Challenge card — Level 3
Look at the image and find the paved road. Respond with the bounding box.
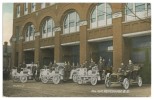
[3,80,151,97]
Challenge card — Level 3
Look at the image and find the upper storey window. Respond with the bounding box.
[125,3,151,21]
[24,3,28,15]
[63,11,80,34]
[90,3,112,29]
[31,3,36,12]
[41,17,55,38]
[24,23,35,41]
[16,5,20,18]
[41,3,46,9]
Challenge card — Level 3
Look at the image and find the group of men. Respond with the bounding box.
[14,61,40,79]
[45,57,112,80]
[118,60,140,79]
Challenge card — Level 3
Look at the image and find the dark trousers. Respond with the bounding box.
[99,71,102,80]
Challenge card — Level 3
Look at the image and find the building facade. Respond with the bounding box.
[11,3,151,83]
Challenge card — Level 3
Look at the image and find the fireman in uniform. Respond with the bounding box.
[64,61,68,80]
[32,62,36,79]
[52,60,58,70]
[35,61,40,81]
[48,62,53,72]
[127,60,134,79]
[83,60,89,69]
[98,57,105,80]
[22,61,26,68]
[88,58,95,70]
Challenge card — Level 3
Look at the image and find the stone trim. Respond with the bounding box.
[54,27,61,32]
[80,20,87,26]
[112,12,122,19]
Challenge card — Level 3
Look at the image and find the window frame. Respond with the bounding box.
[90,3,112,29]
[31,3,36,12]
[24,3,28,15]
[125,3,151,22]
[16,5,20,18]
[25,24,35,42]
[41,18,55,38]
[63,11,80,34]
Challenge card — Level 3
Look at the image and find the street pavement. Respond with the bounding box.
[3,80,151,97]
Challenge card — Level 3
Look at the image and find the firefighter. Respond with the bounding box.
[32,62,36,79]
[69,62,76,79]
[98,57,104,80]
[83,60,89,68]
[127,60,134,79]
[48,62,53,72]
[88,58,95,70]
[52,60,58,70]
[64,61,68,80]
[36,61,40,77]
[106,59,112,74]
[76,63,80,68]
[17,63,22,73]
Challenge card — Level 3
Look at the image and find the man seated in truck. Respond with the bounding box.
[127,60,135,79]
[82,60,89,68]
[52,60,58,70]
[48,62,53,72]
[118,63,126,74]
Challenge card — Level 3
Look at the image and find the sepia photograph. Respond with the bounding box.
[2,0,151,97]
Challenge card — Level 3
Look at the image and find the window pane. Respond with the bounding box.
[26,29,28,37]
[147,3,151,16]
[25,3,28,11]
[76,14,80,26]
[31,3,35,12]
[69,12,76,21]
[135,3,145,12]
[17,5,20,17]
[30,26,34,36]
[91,8,96,22]
[42,22,47,34]
[64,17,68,29]
[126,3,133,15]
[69,21,74,27]
[107,14,112,19]
[106,4,112,19]
[147,3,151,10]
[98,14,105,21]
[69,12,76,27]
[97,4,104,21]
[47,19,52,32]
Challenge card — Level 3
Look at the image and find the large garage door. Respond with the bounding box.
[131,35,151,83]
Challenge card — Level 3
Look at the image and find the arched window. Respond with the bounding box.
[24,23,35,41]
[90,3,112,29]
[41,17,55,38]
[125,3,151,21]
[63,11,80,34]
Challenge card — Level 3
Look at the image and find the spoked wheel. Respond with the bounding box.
[72,74,78,82]
[123,78,129,89]
[41,75,49,84]
[137,76,142,87]
[105,77,111,88]
[77,76,83,85]
[91,77,97,86]
[20,75,27,83]
[53,75,60,84]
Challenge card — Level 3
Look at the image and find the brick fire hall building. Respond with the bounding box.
[11,3,151,83]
